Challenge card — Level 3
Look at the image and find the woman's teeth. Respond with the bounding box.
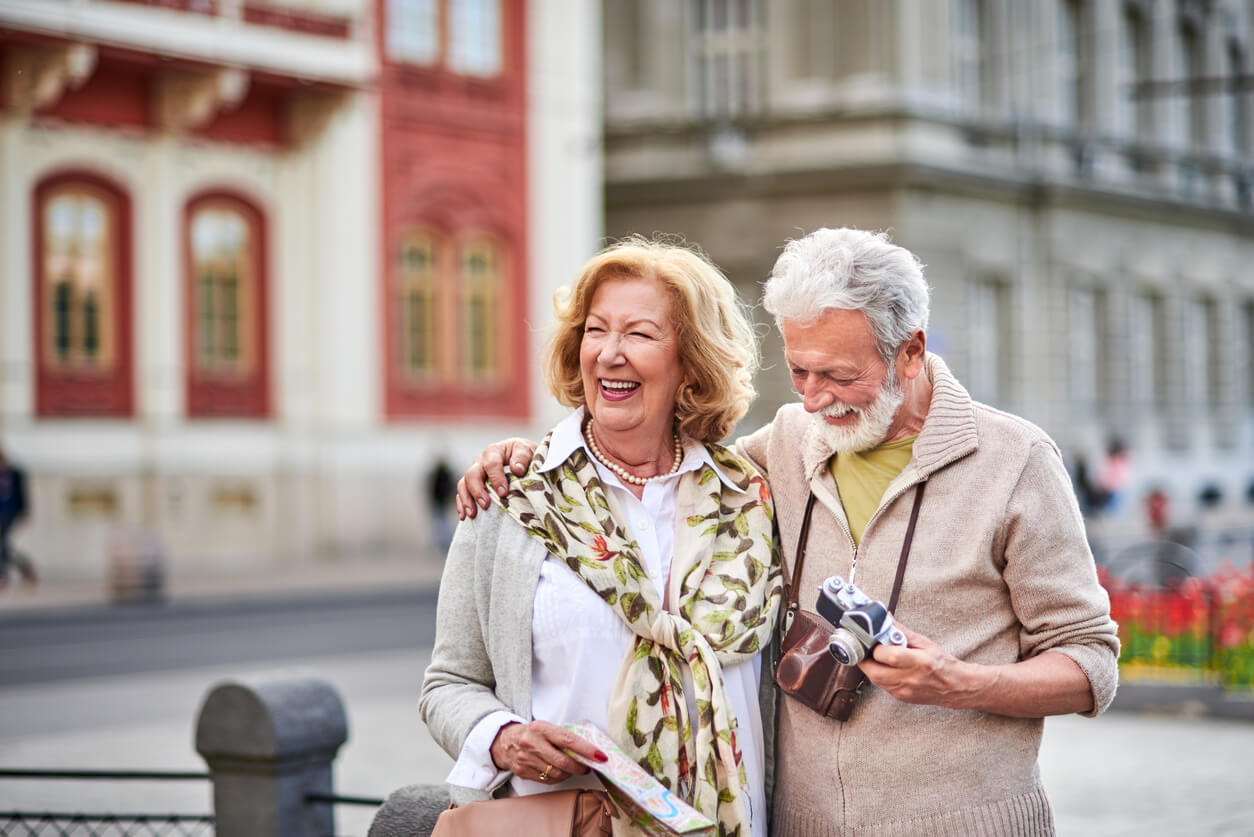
[601,380,639,392]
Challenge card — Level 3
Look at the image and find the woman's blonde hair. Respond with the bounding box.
[544,236,759,443]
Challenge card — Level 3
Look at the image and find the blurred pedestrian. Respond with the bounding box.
[1071,455,1108,517]
[0,446,37,590]
[426,459,456,553]
[1097,437,1131,515]
[1145,487,1169,537]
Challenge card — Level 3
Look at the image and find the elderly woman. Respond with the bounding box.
[420,238,780,837]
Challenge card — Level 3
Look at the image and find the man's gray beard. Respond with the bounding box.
[813,375,904,454]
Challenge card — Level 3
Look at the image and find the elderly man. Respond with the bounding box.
[458,227,1119,836]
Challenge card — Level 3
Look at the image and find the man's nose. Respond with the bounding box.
[800,378,833,413]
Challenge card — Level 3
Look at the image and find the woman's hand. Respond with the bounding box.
[456,438,540,519]
[489,720,607,783]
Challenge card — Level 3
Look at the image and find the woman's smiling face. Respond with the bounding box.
[580,274,687,444]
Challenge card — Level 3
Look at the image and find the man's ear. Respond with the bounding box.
[898,330,927,380]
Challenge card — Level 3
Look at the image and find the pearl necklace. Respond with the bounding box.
[584,420,683,486]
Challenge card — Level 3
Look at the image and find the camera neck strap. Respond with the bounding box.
[783,481,927,616]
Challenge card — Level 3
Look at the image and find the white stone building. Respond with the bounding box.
[602,0,1254,547]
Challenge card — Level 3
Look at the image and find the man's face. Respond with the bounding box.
[782,309,903,453]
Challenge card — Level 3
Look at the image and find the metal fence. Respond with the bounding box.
[0,812,214,837]
[0,674,387,836]
[0,769,213,837]
[0,768,385,837]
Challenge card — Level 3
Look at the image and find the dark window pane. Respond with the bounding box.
[54,280,74,359]
[82,291,100,359]
[469,297,486,371]
[199,273,216,359]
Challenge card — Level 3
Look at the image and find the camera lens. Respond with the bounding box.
[828,629,865,666]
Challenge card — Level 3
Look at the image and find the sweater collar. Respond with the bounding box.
[800,352,978,482]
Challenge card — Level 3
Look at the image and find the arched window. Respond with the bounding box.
[397,230,441,379]
[459,236,503,381]
[384,222,520,417]
[184,193,268,417]
[34,173,132,417]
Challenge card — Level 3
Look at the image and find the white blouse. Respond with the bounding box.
[444,409,767,837]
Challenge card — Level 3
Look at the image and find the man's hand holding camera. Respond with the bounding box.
[818,574,1095,718]
[858,620,988,709]
[860,619,1095,718]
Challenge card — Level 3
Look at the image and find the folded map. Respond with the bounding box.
[562,721,716,837]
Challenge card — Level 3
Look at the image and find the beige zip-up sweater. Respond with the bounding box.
[737,354,1119,837]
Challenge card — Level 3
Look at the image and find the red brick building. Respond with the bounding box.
[0,0,602,579]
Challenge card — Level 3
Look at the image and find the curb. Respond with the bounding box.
[1110,682,1254,721]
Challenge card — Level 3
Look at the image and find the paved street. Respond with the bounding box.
[0,588,438,686]
[1,576,1252,836]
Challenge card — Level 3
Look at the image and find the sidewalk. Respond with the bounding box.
[0,551,446,616]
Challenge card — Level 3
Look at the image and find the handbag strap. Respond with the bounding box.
[782,482,927,613]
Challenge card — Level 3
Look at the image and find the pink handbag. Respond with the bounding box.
[430,788,614,837]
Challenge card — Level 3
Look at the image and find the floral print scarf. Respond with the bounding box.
[497,432,781,836]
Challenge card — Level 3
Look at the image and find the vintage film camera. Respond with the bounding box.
[815,575,908,665]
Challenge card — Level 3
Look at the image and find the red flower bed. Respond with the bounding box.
[1098,562,1254,690]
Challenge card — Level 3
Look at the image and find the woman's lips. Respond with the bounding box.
[599,379,640,401]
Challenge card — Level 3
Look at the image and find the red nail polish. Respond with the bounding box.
[595,750,608,762]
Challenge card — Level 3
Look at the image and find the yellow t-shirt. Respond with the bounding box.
[828,436,917,547]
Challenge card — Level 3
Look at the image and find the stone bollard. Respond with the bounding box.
[195,672,349,837]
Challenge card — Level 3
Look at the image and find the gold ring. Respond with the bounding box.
[539,764,553,781]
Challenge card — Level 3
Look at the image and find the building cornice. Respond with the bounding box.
[605,160,1254,235]
[0,0,373,88]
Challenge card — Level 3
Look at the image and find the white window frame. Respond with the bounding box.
[386,0,441,66]
[967,278,1006,404]
[687,0,765,120]
[448,0,503,78]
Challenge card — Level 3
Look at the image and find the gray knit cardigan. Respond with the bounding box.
[419,510,546,805]
[738,353,1120,837]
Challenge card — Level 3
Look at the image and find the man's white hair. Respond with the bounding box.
[763,228,931,364]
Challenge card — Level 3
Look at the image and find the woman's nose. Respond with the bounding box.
[598,334,624,364]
